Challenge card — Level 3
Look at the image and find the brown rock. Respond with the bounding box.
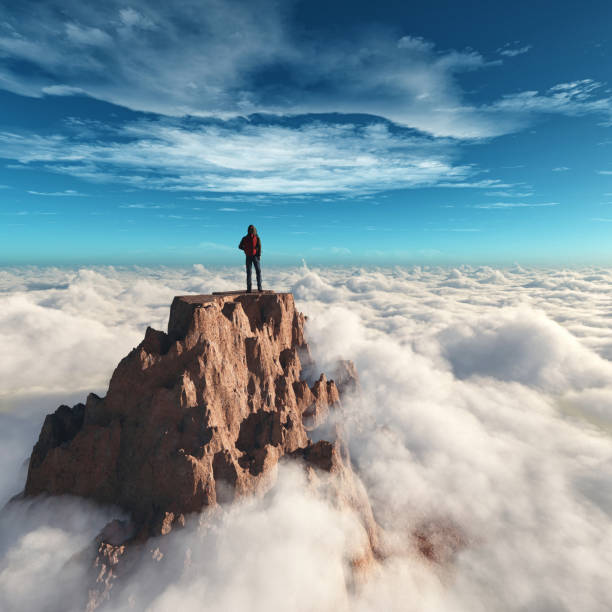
[21,292,389,609]
[23,293,365,541]
[331,359,360,396]
[413,519,467,564]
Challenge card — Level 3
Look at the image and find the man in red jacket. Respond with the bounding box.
[238,224,262,292]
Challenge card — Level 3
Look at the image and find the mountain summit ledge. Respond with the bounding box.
[21,291,388,607]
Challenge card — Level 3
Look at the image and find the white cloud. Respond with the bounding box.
[197,241,235,251]
[484,191,534,197]
[2,265,612,610]
[0,496,122,611]
[293,265,612,610]
[0,2,608,139]
[119,7,156,30]
[1,210,57,216]
[41,85,88,96]
[439,307,612,391]
[474,201,558,209]
[498,44,532,58]
[27,189,88,196]
[552,166,570,172]
[119,203,165,209]
[0,121,483,194]
[430,227,481,232]
[65,22,113,47]
[489,79,612,121]
[435,179,512,189]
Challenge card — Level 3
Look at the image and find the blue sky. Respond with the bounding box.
[0,0,611,265]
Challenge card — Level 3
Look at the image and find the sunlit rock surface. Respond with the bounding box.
[23,291,379,606]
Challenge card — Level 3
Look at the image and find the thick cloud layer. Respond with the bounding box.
[1,264,612,611]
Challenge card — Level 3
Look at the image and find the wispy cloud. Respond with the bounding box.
[0,1,495,137]
[119,203,168,209]
[118,7,157,31]
[157,213,190,220]
[197,241,234,251]
[1,210,57,215]
[598,170,612,175]
[1,2,606,139]
[427,227,482,232]
[436,179,512,189]
[474,202,558,209]
[65,22,112,46]
[0,119,491,195]
[488,80,612,123]
[27,189,88,196]
[498,43,533,58]
[552,167,570,172]
[484,190,534,197]
[190,194,270,203]
[42,85,88,96]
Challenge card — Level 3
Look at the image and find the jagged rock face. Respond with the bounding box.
[25,292,345,536]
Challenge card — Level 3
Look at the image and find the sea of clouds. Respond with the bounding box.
[1,264,611,611]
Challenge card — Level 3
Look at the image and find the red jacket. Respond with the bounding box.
[239,233,261,257]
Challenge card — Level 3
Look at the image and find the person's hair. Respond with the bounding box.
[247,224,257,234]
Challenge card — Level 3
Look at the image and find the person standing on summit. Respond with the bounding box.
[238,224,262,292]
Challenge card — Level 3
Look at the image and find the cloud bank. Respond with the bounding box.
[1,264,612,610]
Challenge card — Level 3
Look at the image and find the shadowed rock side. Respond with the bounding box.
[23,292,381,606]
[25,292,348,529]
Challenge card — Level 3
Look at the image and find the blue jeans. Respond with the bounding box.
[246,256,262,291]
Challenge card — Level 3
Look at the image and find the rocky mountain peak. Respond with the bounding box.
[24,292,363,541]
